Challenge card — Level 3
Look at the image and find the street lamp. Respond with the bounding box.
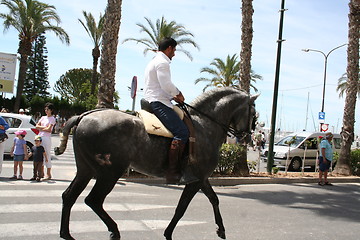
[302,43,347,131]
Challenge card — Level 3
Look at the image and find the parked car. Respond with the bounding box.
[0,112,39,159]
[261,131,341,171]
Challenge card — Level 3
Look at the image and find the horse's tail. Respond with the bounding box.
[54,116,79,155]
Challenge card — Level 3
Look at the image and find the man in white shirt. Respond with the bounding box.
[144,37,195,184]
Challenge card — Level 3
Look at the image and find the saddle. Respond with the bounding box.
[138,99,196,157]
[137,99,184,138]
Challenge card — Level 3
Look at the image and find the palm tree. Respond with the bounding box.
[195,54,262,92]
[96,0,122,109]
[236,0,255,177]
[334,0,360,175]
[336,72,360,98]
[239,0,254,94]
[0,0,70,112]
[79,11,105,94]
[122,16,199,61]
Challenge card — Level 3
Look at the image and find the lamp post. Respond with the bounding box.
[302,43,347,131]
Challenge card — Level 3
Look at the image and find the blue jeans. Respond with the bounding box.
[150,101,189,142]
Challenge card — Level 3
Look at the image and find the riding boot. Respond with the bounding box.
[166,140,184,184]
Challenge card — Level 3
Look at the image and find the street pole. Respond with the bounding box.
[267,0,287,174]
[302,43,347,131]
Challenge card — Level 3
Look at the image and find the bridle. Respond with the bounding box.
[180,99,254,142]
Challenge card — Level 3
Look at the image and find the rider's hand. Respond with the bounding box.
[173,92,185,104]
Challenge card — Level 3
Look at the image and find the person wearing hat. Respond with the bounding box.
[29,136,48,182]
[9,130,29,180]
[19,108,25,115]
[318,132,334,186]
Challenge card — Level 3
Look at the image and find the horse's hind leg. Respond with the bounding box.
[60,173,92,240]
[164,181,202,240]
[201,179,226,239]
[85,170,123,240]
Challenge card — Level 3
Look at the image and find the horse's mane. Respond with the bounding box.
[190,87,248,111]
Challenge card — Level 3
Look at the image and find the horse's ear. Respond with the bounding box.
[250,93,260,103]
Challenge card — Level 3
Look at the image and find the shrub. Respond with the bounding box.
[350,149,360,176]
[216,143,248,175]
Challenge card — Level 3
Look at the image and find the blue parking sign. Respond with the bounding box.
[319,112,325,120]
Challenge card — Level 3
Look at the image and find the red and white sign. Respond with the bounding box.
[321,124,329,132]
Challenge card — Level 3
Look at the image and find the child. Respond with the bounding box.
[9,130,29,180]
[29,136,48,182]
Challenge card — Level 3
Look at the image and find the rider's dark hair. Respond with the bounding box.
[158,37,177,51]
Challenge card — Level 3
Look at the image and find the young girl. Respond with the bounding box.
[9,130,28,180]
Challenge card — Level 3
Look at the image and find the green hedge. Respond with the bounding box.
[216,143,257,175]
[350,149,360,176]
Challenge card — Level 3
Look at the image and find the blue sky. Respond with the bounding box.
[1,0,358,135]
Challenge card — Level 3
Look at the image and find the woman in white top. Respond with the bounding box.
[36,102,56,179]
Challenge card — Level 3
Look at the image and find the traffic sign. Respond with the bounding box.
[321,124,329,132]
[319,112,325,123]
[130,76,137,99]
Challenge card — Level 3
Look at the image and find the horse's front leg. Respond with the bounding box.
[164,181,202,240]
[201,179,226,239]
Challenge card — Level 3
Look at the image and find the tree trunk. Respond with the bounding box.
[334,0,360,175]
[97,0,122,109]
[91,46,100,95]
[240,0,254,93]
[234,0,254,176]
[14,40,32,112]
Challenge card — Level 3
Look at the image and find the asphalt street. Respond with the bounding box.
[0,135,360,240]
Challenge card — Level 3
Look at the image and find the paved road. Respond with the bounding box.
[1,135,360,240]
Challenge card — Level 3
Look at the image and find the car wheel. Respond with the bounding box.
[26,141,33,161]
[289,157,302,171]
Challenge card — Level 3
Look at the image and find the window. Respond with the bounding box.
[3,117,22,128]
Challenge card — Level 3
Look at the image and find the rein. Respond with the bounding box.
[180,102,251,142]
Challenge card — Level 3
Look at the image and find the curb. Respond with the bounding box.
[121,176,360,186]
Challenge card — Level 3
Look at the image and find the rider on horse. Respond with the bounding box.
[144,37,197,184]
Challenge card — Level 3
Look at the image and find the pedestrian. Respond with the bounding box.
[19,108,25,115]
[255,131,263,151]
[0,116,9,175]
[318,132,334,186]
[9,130,28,180]
[144,37,197,184]
[29,135,48,182]
[36,102,56,180]
[261,131,266,149]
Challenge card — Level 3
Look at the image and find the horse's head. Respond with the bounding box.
[229,94,259,143]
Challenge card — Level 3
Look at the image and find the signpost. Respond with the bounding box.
[130,76,137,111]
[0,52,17,94]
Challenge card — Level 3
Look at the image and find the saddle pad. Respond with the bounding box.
[137,106,184,138]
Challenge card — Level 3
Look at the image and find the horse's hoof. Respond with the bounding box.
[163,231,172,240]
[60,232,75,240]
[217,229,226,239]
[110,232,121,240]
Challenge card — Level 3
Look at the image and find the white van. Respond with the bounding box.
[261,132,341,171]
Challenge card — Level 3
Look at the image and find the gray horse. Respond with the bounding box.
[57,87,258,240]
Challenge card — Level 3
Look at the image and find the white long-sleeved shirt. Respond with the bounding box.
[144,51,180,108]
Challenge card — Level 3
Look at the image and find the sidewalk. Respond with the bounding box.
[122,175,360,186]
